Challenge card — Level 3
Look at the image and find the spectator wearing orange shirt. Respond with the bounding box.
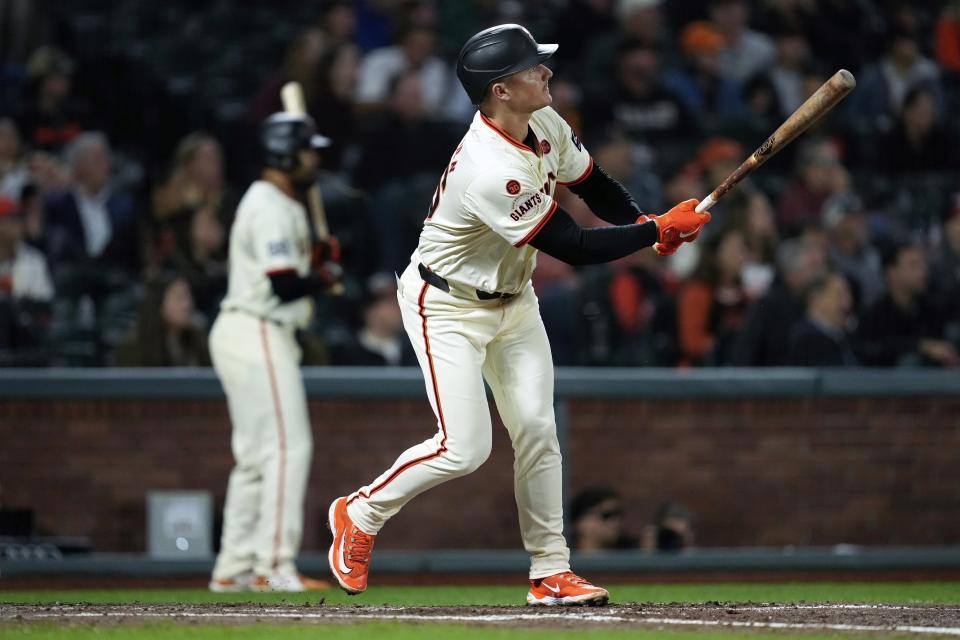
[677,226,750,366]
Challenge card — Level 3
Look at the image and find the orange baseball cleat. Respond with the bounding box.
[327,496,376,594]
[526,571,610,606]
[208,571,252,592]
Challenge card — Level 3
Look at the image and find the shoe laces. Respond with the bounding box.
[347,527,374,564]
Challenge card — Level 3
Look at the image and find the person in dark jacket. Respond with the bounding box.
[787,271,857,366]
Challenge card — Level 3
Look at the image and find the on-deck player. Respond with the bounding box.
[328,24,710,606]
[209,112,339,592]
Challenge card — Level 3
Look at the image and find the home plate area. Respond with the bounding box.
[5,602,960,636]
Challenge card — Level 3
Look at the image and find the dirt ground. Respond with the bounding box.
[3,602,960,636]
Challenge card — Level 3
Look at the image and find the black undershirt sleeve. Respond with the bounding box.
[528,206,658,265]
[269,271,328,302]
[566,162,645,226]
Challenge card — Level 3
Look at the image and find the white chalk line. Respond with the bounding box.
[12,609,960,636]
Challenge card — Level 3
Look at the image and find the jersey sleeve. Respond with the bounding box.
[463,171,560,248]
[249,205,300,275]
[544,107,593,186]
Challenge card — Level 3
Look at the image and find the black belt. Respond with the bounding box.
[418,263,514,300]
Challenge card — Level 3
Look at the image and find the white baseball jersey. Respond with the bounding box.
[416,106,592,295]
[220,180,313,328]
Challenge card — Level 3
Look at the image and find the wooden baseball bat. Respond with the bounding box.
[695,69,856,213]
[280,81,343,294]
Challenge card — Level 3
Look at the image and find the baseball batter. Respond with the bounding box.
[328,25,710,606]
[208,113,338,592]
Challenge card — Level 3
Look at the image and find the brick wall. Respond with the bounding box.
[1,395,958,552]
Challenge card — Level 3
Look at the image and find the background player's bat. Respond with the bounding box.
[280,81,343,294]
[695,69,856,213]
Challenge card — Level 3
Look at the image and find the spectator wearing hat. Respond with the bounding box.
[568,486,639,552]
[822,192,884,311]
[0,196,53,360]
[708,0,776,84]
[762,26,813,120]
[16,46,87,153]
[0,119,30,201]
[855,241,959,368]
[786,271,858,367]
[664,21,744,119]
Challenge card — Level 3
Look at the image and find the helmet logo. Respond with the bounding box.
[506,179,521,195]
[540,140,551,155]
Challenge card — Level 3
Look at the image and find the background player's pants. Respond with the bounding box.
[209,311,313,579]
[347,263,570,579]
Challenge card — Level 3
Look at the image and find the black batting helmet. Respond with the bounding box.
[456,24,558,105]
[261,112,330,172]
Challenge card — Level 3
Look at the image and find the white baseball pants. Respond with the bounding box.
[346,263,570,579]
[209,311,313,579]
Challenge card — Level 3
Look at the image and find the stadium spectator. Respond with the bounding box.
[640,501,695,552]
[249,29,326,124]
[0,118,30,200]
[316,1,357,52]
[676,227,751,366]
[663,21,745,119]
[17,184,45,252]
[354,25,465,119]
[855,241,959,367]
[582,40,695,146]
[16,47,86,153]
[936,1,960,73]
[111,275,210,367]
[330,273,415,366]
[763,26,813,119]
[821,192,884,310]
[879,85,958,175]
[932,195,960,343]
[786,271,858,366]
[732,236,827,366]
[850,24,943,131]
[580,0,668,92]
[568,486,639,551]
[310,43,361,172]
[44,132,140,278]
[0,196,53,362]
[708,0,777,83]
[168,207,227,326]
[353,70,458,274]
[777,138,849,237]
[152,133,230,224]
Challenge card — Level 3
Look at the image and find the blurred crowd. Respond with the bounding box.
[0,0,958,368]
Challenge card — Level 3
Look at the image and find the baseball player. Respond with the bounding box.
[208,113,339,592]
[327,24,710,605]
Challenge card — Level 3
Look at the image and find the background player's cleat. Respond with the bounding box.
[526,571,610,606]
[328,496,376,594]
[208,571,253,592]
[249,572,331,592]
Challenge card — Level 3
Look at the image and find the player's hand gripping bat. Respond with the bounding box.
[695,69,856,213]
[280,81,344,295]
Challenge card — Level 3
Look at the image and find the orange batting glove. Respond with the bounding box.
[637,213,678,256]
[651,199,709,255]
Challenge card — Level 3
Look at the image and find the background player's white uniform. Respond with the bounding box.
[346,106,592,579]
[209,180,314,582]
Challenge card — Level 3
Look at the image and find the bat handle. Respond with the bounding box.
[695,193,716,213]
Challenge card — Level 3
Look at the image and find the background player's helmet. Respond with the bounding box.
[456,24,558,105]
[261,112,330,172]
